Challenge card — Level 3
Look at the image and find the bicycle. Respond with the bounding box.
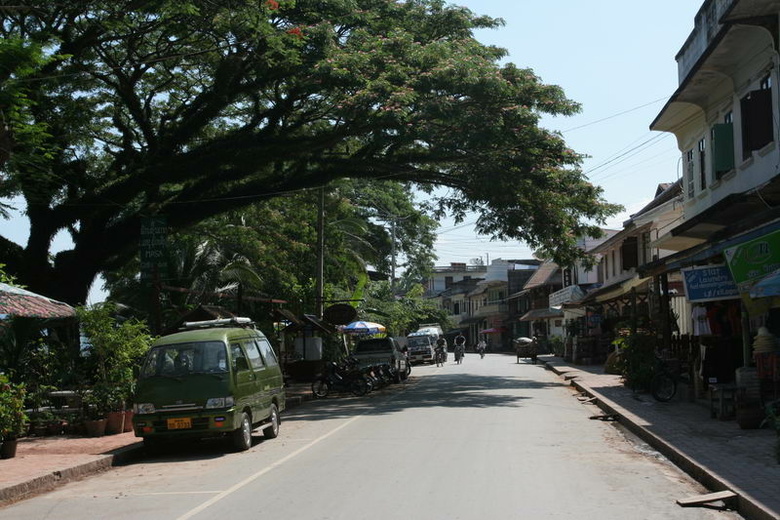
[454,348,463,364]
[650,356,679,402]
[434,348,445,367]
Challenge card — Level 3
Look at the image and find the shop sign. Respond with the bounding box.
[140,216,168,281]
[680,265,739,302]
[548,285,584,307]
[723,229,780,292]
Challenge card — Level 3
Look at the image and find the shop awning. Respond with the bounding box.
[457,316,483,326]
[479,327,507,334]
[519,308,563,322]
[578,276,650,305]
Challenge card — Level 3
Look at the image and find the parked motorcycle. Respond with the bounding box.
[311,358,368,398]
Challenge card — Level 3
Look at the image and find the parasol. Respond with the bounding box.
[342,321,386,334]
[514,336,535,344]
[749,269,780,298]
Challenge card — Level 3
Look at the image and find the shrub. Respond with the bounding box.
[0,374,28,440]
[613,332,656,392]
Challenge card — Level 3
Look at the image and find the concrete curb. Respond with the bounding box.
[0,454,116,505]
[544,361,777,520]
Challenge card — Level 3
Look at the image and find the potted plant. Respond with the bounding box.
[77,303,153,436]
[27,409,55,437]
[0,374,28,458]
[82,383,118,437]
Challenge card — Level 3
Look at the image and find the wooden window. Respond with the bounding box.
[740,79,773,160]
[621,236,638,270]
[611,250,617,277]
[686,149,695,198]
[712,120,734,180]
[698,138,707,190]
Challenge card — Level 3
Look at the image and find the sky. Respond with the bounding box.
[431,1,703,266]
[2,2,704,301]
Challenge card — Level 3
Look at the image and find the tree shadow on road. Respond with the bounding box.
[285,371,560,422]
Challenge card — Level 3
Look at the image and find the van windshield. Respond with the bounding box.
[407,336,432,348]
[140,341,228,377]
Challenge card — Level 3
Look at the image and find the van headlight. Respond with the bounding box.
[134,403,156,414]
[205,397,234,409]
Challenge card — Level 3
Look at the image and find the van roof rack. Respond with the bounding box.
[181,317,255,330]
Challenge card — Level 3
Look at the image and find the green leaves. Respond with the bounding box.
[2,0,619,305]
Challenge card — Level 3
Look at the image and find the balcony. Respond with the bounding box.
[676,0,733,84]
[474,302,508,317]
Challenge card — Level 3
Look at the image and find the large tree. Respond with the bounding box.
[103,178,437,328]
[0,0,620,305]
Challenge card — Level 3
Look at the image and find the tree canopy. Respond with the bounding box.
[102,179,437,329]
[0,0,620,305]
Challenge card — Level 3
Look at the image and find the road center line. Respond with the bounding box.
[176,415,362,520]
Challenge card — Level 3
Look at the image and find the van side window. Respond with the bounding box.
[231,343,247,371]
[244,340,265,369]
[257,339,279,368]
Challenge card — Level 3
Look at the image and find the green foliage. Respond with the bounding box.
[613,332,657,392]
[1,0,619,305]
[361,281,450,337]
[77,303,154,412]
[549,336,564,357]
[0,264,18,285]
[0,374,28,440]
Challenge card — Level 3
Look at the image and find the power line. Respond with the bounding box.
[560,96,669,133]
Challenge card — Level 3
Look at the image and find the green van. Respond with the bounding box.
[132,318,285,451]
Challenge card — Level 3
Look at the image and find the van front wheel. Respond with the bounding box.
[263,404,280,439]
[231,412,253,451]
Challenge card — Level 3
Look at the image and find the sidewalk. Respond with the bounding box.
[2,360,779,519]
[542,356,780,520]
[0,383,315,506]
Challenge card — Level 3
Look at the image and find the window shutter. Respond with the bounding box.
[712,123,734,179]
[741,89,773,158]
[621,236,638,270]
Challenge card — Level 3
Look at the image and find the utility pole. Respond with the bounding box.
[390,218,397,295]
[316,187,325,318]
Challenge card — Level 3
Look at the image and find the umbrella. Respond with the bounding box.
[514,336,535,344]
[749,269,780,298]
[342,321,386,334]
[0,282,75,319]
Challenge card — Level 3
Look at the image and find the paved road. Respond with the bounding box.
[1,354,743,519]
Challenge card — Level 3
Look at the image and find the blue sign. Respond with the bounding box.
[681,265,739,302]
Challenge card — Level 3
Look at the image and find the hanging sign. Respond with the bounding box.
[140,216,168,281]
[680,265,739,302]
[723,229,780,292]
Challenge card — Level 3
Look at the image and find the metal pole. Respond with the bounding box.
[390,218,396,295]
[316,187,325,318]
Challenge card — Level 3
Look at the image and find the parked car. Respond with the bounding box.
[132,318,285,452]
[351,337,409,382]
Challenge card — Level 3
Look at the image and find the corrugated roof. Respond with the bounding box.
[0,282,76,319]
[523,261,559,289]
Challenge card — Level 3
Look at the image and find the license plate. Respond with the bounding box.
[167,417,192,430]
